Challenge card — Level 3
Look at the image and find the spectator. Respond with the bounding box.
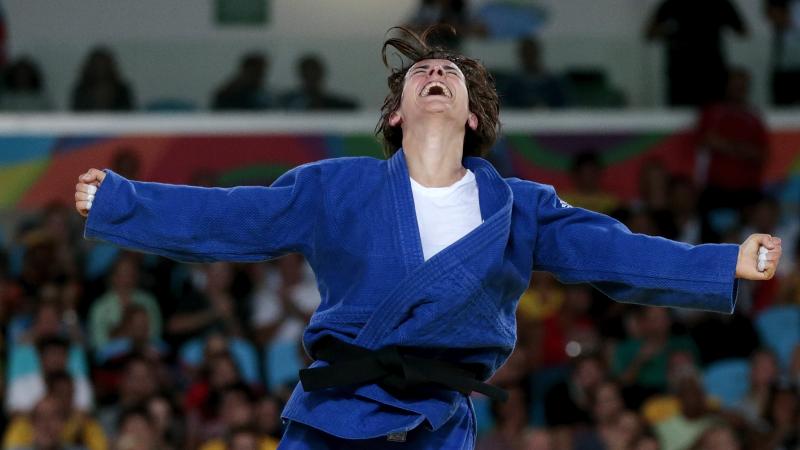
[476,383,537,450]
[252,255,320,345]
[114,407,159,450]
[253,396,283,442]
[12,294,81,348]
[689,424,743,450]
[516,271,564,327]
[765,0,800,105]
[197,384,279,450]
[184,353,248,448]
[7,396,87,450]
[537,284,598,367]
[178,332,260,387]
[6,334,93,414]
[572,380,628,449]
[224,426,262,450]
[644,0,747,106]
[612,307,699,407]
[598,410,649,450]
[750,382,800,450]
[16,229,75,301]
[88,253,162,350]
[637,161,671,213]
[696,68,769,243]
[544,355,606,427]
[488,346,530,392]
[70,47,135,112]
[633,432,661,450]
[145,394,182,450]
[95,303,168,365]
[168,262,247,348]
[0,56,52,111]
[279,55,357,111]
[211,52,275,111]
[109,149,141,180]
[734,349,779,428]
[653,372,720,450]
[560,151,619,214]
[3,371,107,450]
[641,350,713,425]
[493,37,567,109]
[39,202,83,286]
[96,356,162,437]
[562,68,626,108]
[669,176,701,245]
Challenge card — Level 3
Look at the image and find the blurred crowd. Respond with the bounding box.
[0,102,797,450]
[2,0,800,112]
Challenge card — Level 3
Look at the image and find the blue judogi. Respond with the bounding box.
[84,149,739,449]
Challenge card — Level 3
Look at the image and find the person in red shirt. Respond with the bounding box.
[696,67,769,242]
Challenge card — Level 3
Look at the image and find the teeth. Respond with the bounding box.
[421,81,451,97]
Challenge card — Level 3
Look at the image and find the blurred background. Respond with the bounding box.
[1,0,800,449]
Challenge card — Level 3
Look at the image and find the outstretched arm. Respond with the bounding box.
[74,164,323,262]
[532,186,781,313]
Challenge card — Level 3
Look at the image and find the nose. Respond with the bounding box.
[427,65,445,77]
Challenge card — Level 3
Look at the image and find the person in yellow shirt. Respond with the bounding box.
[559,151,620,215]
[3,371,107,450]
[198,425,278,450]
[198,385,278,450]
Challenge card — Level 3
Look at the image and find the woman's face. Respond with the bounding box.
[390,58,475,132]
[593,382,624,421]
[210,357,240,388]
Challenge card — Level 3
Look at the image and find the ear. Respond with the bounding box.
[467,113,478,131]
[389,111,403,127]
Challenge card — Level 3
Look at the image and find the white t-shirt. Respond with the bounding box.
[410,169,483,261]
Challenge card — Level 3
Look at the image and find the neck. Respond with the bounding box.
[402,118,467,187]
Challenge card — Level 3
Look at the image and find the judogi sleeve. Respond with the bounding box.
[532,186,739,313]
[84,164,322,262]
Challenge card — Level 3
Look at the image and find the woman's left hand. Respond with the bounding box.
[736,234,782,280]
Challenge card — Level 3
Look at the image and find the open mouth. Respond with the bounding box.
[420,81,452,98]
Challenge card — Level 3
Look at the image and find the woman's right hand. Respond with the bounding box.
[75,168,106,217]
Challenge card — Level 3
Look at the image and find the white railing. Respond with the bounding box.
[0,110,798,136]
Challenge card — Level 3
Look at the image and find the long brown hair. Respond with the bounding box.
[376,26,500,158]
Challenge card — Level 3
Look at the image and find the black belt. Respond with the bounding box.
[299,336,508,402]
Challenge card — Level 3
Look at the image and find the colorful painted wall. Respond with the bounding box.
[2,127,800,211]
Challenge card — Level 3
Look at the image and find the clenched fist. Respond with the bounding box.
[736,234,782,280]
[75,168,106,217]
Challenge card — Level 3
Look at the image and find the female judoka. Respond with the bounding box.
[74,27,782,449]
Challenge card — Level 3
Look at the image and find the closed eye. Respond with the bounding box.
[406,65,463,79]
[444,68,463,79]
